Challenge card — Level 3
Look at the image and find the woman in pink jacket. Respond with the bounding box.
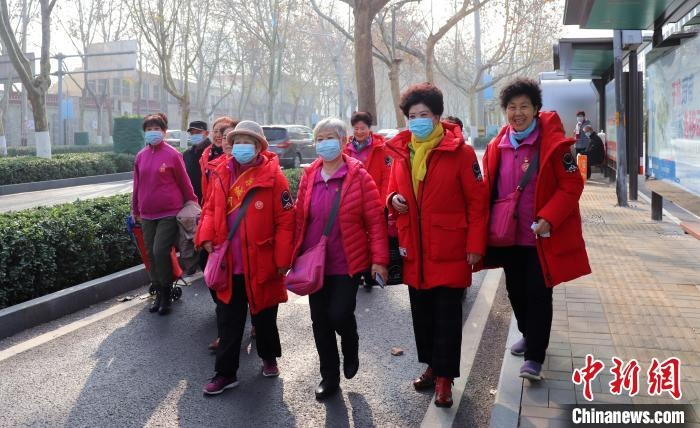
[291,117,389,400]
[132,112,198,315]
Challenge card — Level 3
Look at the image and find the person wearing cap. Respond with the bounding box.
[195,120,295,395]
[183,120,211,204]
[573,111,592,155]
[132,112,198,315]
[199,117,239,206]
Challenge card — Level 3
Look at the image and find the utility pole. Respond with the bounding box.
[56,53,65,146]
[613,30,628,207]
[474,0,484,131]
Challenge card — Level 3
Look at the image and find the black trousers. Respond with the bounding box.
[215,275,281,377]
[409,286,465,378]
[490,245,553,364]
[309,275,360,382]
[141,216,178,295]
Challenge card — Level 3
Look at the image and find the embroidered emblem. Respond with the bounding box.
[246,178,254,187]
[159,162,167,173]
[385,156,393,167]
[522,158,530,172]
[281,190,293,210]
[472,161,483,182]
[255,200,264,210]
[563,152,578,173]
[234,186,244,198]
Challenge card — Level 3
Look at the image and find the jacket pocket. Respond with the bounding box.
[428,212,468,262]
[396,220,414,261]
[255,237,277,282]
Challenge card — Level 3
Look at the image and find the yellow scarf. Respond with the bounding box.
[409,123,444,196]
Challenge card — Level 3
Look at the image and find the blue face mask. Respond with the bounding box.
[144,130,163,145]
[232,143,257,164]
[316,139,342,161]
[408,117,434,139]
[189,134,204,145]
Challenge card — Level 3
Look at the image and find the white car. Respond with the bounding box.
[376,128,400,139]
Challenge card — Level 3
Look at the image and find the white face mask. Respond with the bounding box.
[577,116,584,123]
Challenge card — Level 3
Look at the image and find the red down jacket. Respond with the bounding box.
[195,152,295,313]
[291,154,389,275]
[482,111,591,287]
[386,121,489,290]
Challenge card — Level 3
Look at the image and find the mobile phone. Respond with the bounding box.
[374,272,386,288]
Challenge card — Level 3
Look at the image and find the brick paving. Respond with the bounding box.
[490,175,700,427]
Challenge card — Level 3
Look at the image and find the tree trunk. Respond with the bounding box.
[388,60,405,128]
[425,36,436,83]
[353,4,377,124]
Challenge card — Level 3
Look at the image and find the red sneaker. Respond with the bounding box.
[434,377,454,408]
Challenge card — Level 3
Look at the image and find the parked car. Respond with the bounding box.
[165,129,186,146]
[376,128,399,139]
[262,125,316,168]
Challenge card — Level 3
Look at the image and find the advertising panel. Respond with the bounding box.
[647,36,700,196]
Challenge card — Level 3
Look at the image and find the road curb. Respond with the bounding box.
[0,265,148,340]
[488,313,524,427]
[0,171,133,196]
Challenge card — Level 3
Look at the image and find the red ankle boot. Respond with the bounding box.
[434,377,454,408]
[413,366,435,391]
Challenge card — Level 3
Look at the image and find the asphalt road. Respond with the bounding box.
[0,180,133,213]
[0,267,513,428]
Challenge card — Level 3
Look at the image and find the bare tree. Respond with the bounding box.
[0,0,56,157]
[127,0,209,137]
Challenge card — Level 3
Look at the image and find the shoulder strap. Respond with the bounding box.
[516,151,539,191]
[322,189,342,237]
[225,188,258,241]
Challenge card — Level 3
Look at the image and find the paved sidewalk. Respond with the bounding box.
[490,174,700,427]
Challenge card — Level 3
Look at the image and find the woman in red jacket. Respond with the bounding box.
[199,116,238,206]
[292,117,388,400]
[344,110,393,292]
[196,120,295,395]
[386,82,489,408]
[482,78,591,381]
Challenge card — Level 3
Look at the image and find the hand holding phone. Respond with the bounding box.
[374,272,386,288]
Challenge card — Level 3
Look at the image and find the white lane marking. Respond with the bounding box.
[420,268,504,428]
[0,295,146,363]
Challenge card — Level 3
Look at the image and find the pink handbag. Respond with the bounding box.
[204,189,257,291]
[285,189,341,296]
[487,152,539,247]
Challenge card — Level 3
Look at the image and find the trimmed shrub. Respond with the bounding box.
[0,194,140,309]
[6,144,115,157]
[283,168,302,198]
[113,116,145,155]
[0,153,135,185]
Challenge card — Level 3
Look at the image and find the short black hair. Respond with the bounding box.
[399,82,444,117]
[142,112,168,131]
[350,111,373,127]
[499,78,542,111]
[444,116,463,130]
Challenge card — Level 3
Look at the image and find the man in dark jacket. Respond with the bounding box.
[583,124,605,178]
[183,120,211,203]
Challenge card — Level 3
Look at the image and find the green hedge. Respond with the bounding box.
[113,116,144,155]
[0,167,302,308]
[6,144,115,157]
[0,153,135,185]
[0,194,140,309]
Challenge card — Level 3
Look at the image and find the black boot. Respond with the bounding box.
[159,287,172,315]
[149,290,162,313]
[315,378,339,400]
